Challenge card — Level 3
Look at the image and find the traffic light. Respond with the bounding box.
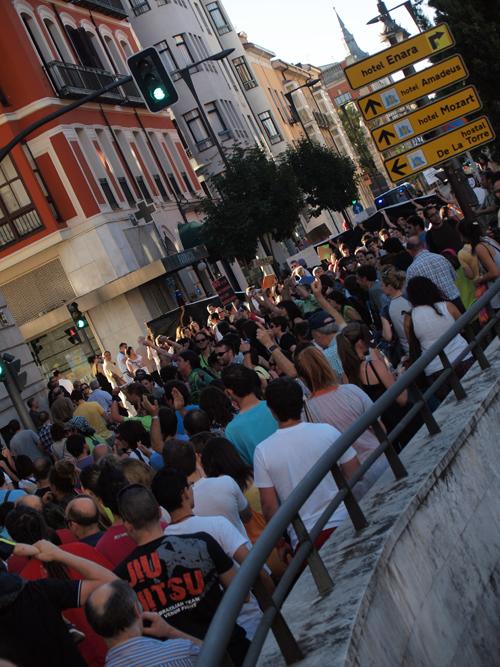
[64,327,81,345]
[0,352,27,393]
[67,302,88,329]
[127,47,178,113]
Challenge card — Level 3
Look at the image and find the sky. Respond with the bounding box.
[221,0,436,67]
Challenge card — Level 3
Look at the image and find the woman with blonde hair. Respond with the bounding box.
[381,266,411,357]
[294,345,387,497]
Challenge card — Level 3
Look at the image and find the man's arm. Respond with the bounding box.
[142,612,202,645]
[142,397,163,453]
[311,280,346,329]
[256,327,297,378]
[258,486,280,525]
[34,539,117,605]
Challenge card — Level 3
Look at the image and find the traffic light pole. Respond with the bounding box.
[0,76,132,163]
[2,366,35,430]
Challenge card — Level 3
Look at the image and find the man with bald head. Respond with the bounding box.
[16,493,43,512]
[85,579,200,667]
[65,496,103,547]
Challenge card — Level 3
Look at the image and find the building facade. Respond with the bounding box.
[0,0,217,386]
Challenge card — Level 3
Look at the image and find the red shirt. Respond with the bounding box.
[95,523,137,568]
[21,542,113,667]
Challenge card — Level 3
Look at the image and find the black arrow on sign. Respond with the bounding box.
[364,98,382,116]
[390,158,408,178]
[377,129,396,147]
[429,30,445,50]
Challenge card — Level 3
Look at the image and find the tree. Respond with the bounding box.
[338,104,378,177]
[428,0,500,158]
[200,147,303,262]
[283,139,358,218]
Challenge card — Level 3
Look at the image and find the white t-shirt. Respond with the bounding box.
[253,422,356,548]
[165,515,261,639]
[193,476,249,539]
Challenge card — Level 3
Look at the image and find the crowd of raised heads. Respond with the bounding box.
[0,192,499,667]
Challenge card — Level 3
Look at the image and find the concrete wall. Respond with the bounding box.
[259,339,500,667]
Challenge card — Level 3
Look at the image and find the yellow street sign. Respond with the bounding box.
[357,55,468,121]
[344,23,455,90]
[384,116,495,182]
[371,86,482,152]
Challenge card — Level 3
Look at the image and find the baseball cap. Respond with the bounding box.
[308,310,339,332]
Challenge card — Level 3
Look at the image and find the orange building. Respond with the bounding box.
[0,0,215,382]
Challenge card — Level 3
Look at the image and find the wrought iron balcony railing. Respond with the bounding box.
[68,0,128,19]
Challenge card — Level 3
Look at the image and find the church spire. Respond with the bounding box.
[333,6,368,61]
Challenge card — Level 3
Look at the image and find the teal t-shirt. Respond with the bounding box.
[225,401,278,465]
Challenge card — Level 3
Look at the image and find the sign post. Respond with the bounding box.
[344,23,455,89]
[383,116,495,181]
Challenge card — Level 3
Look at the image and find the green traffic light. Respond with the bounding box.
[152,86,166,101]
[76,318,86,329]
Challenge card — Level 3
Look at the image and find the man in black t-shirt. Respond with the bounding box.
[0,537,117,667]
[115,483,249,666]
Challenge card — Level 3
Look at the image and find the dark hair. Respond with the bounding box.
[118,484,160,530]
[270,316,289,332]
[66,434,86,459]
[116,421,149,451]
[79,464,101,494]
[8,420,20,432]
[183,409,211,436]
[336,322,372,386]
[406,214,425,231]
[383,237,405,254]
[201,437,253,491]
[0,470,5,487]
[406,276,445,313]
[70,390,84,402]
[221,364,260,399]
[33,457,52,482]
[51,422,66,441]
[265,377,303,422]
[160,365,178,383]
[329,289,349,308]
[152,468,189,513]
[178,350,200,369]
[457,219,482,251]
[5,506,55,546]
[216,321,231,337]
[293,320,311,342]
[49,460,77,495]
[442,249,460,270]
[95,461,129,516]
[162,439,196,476]
[189,431,215,455]
[159,407,177,438]
[163,380,192,406]
[86,580,138,638]
[15,455,34,480]
[277,300,303,322]
[125,382,147,399]
[199,386,234,428]
[357,265,378,282]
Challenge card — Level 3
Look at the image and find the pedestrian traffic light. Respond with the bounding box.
[0,352,27,393]
[64,327,81,345]
[127,47,178,113]
[67,302,88,329]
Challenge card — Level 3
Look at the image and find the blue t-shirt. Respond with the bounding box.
[176,405,199,436]
[0,489,26,539]
[225,401,278,465]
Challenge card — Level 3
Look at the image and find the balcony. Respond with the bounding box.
[196,137,215,152]
[313,110,331,129]
[242,79,258,91]
[68,0,128,19]
[218,129,233,142]
[129,0,151,15]
[46,61,145,106]
[0,208,44,250]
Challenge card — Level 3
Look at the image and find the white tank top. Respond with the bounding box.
[412,302,470,375]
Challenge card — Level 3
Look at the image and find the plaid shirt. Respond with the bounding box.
[38,422,53,452]
[406,250,460,301]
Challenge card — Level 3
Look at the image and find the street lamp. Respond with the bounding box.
[283,78,321,142]
[367,0,422,33]
[175,49,234,170]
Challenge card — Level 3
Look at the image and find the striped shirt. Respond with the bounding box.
[105,636,199,667]
[406,250,460,301]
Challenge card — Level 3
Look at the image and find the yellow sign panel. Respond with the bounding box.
[371,86,482,151]
[344,23,455,89]
[384,116,495,182]
[357,55,467,121]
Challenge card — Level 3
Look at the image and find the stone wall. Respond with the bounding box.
[259,339,500,667]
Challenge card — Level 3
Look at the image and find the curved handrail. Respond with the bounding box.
[197,279,500,667]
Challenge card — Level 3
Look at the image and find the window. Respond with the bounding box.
[205,102,228,138]
[173,34,194,69]
[155,40,180,80]
[118,176,136,208]
[136,175,152,202]
[194,2,212,34]
[206,2,230,35]
[20,13,51,64]
[232,57,257,91]
[258,111,282,145]
[23,146,61,221]
[335,92,352,106]
[129,0,151,15]
[99,178,119,209]
[153,175,169,200]
[168,174,182,196]
[43,19,72,63]
[0,156,43,248]
[65,27,105,69]
[183,109,213,151]
[181,172,195,195]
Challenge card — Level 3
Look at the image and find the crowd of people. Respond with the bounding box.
[0,193,499,667]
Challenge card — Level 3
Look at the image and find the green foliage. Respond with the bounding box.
[338,104,378,176]
[283,139,358,218]
[200,147,303,262]
[428,0,500,157]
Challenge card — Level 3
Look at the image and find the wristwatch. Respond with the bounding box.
[267,344,278,353]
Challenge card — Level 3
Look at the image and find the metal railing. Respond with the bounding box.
[69,0,128,18]
[198,280,500,667]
